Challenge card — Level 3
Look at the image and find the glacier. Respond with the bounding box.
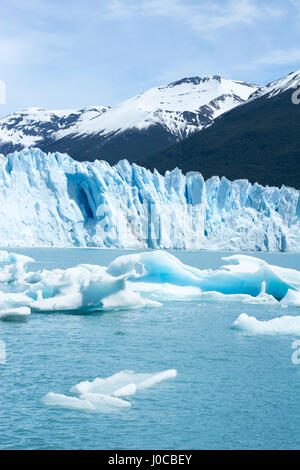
[0,147,299,251]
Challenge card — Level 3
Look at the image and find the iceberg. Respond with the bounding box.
[108,251,300,300]
[0,249,299,313]
[42,369,177,412]
[27,264,161,313]
[0,148,298,251]
[0,251,34,264]
[232,313,300,335]
[280,289,300,307]
[0,307,30,321]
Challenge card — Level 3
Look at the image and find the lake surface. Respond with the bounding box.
[1,248,300,450]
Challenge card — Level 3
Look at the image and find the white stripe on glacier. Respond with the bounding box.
[0,147,299,251]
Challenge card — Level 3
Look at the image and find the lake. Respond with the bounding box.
[0,248,300,450]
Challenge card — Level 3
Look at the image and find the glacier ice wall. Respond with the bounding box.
[0,148,299,251]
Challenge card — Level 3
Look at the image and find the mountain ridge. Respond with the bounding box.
[141,69,300,189]
[0,74,258,163]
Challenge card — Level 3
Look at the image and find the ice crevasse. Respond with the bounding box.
[0,147,299,251]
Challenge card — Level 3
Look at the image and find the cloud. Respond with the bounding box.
[0,38,33,68]
[256,48,300,66]
[104,0,285,33]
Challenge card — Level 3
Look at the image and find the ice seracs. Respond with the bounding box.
[0,148,299,251]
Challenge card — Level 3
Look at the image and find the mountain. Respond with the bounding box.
[0,106,109,155]
[0,148,299,251]
[0,76,257,163]
[141,70,300,189]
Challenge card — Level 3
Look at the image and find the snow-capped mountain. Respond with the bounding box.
[53,75,257,139]
[248,69,300,100]
[0,148,298,251]
[0,75,257,163]
[0,106,109,155]
[144,68,300,189]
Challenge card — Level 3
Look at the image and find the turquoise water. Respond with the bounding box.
[1,248,300,450]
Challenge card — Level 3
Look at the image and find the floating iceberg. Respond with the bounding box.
[0,307,30,322]
[0,249,299,314]
[108,251,300,301]
[0,148,299,251]
[27,264,161,313]
[232,313,300,335]
[0,250,34,264]
[42,369,177,412]
[280,289,300,307]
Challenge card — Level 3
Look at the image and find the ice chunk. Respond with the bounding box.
[113,383,137,397]
[0,250,298,314]
[0,307,30,321]
[281,289,300,307]
[43,369,177,413]
[27,264,159,313]
[71,369,178,396]
[107,251,203,285]
[0,250,34,264]
[232,313,300,335]
[101,289,161,310]
[0,291,33,308]
[131,281,278,304]
[0,261,29,284]
[42,392,96,411]
[108,251,300,300]
[42,391,130,412]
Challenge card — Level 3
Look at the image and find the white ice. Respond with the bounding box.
[0,250,34,264]
[107,251,300,301]
[280,289,300,307]
[0,250,300,314]
[232,313,300,335]
[0,148,298,251]
[0,307,30,321]
[43,369,177,412]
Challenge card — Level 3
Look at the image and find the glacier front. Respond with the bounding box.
[0,147,299,251]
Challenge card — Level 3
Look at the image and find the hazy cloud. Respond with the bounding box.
[104,0,285,33]
[256,48,300,66]
[0,0,298,116]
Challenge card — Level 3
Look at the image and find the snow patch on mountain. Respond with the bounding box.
[0,76,257,154]
[249,68,300,100]
[0,106,110,149]
[54,75,257,140]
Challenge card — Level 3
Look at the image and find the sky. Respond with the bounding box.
[0,0,300,117]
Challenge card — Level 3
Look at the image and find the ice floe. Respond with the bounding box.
[42,369,177,412]
[232,313,300,335]
[107,251,300,301]
[0,249,299,314]
[0,250,34,264]
[0,307,30,322]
